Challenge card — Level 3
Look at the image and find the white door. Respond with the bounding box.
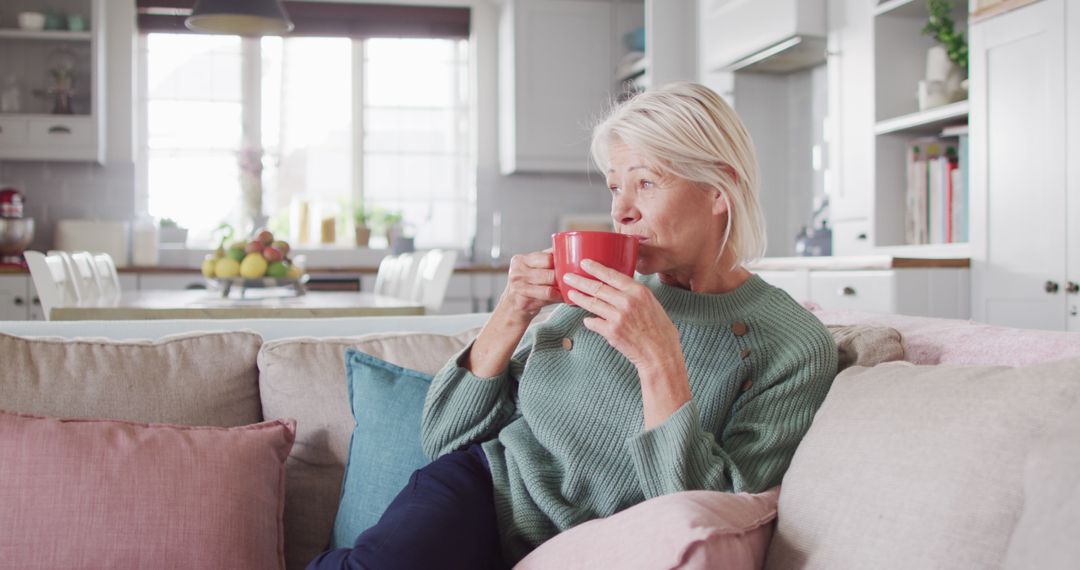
[0,276,29,321]
[1067,0,1080,331]
[969,0,1067,330]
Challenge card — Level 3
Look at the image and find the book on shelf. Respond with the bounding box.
[905,135,967,245]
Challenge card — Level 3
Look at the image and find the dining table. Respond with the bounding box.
[48,289,425,320]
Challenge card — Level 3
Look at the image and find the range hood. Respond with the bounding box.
[703,0,827,74]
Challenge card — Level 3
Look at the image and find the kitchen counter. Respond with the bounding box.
[0,263,512,275]
[747,256,969,270]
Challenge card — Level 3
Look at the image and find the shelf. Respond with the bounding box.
[0,29,92,41]
[873,242,971,258]
[874,0,927,18]
[0,113,93,119]
[874,100,969,135]
[616,55,647,83]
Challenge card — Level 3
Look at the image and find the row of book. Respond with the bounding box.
[905,127,969,245]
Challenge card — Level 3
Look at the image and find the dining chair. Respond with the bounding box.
[408,249,459,313]
[373,254,401,297]
[61,251,104,305]
[92,253,122,301]
[24,250,80,320]
[392,253,424,300]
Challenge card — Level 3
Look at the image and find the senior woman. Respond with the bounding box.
[308,82,838,570]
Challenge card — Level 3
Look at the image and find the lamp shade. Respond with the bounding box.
[185,0,294,36]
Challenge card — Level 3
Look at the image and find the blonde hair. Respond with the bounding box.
[590,82,766,269]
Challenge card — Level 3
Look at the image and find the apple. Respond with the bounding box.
[245,240,264,254]
[262,246,283,263]
[226,247,246,262]
[271,240,290,257]
[266,261,289,278]
[255,228,274,246]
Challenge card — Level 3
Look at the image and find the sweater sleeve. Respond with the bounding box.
[624,336,837,497]
[420,327,536,460]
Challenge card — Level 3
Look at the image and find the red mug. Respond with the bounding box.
[552,231,639,305]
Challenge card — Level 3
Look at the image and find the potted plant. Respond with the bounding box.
[158,217,189,245]
[353,204,372,248]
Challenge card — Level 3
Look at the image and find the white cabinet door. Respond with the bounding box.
[138,273,206,290]
[1068,0,1080,331]
[499,0,613,173]
[969,0,1068,330]
[755,270,810,303]
[824,0,873,222]
[0,275,30,321]
[809,270,896,313]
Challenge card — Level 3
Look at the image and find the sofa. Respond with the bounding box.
[1,309,1078,570]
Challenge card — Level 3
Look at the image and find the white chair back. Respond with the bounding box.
[92,253,122,300]
[392,253,424,300]
[24,250,80,320]
[70,251,105,302]
[47,250,91,305]
[374,255,400,297]
[409,249,459,312]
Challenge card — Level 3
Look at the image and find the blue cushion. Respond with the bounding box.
[330,349,433,549]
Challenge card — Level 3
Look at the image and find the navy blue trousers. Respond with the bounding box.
[307,444,507,570]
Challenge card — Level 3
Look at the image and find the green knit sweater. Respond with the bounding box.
[420,273,838,564]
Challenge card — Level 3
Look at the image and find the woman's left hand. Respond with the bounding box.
[563,259,682,373]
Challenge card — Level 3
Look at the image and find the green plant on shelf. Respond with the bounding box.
[923,0,968,72]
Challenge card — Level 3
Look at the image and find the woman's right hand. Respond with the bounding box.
[497,249,563,324]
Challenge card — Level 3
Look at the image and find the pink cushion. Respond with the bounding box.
[810,308,1080,366]
[514,487,779,570]
[0,410,295,570]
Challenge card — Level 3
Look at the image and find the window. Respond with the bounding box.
[138,33,473,249]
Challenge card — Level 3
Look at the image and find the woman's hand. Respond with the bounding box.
[497,249,563,326]
[563,259,691,429]
[563,259,682,371]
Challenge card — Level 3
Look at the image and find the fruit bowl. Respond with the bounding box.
[207,273,310,298]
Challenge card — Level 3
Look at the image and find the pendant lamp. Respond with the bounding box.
[185,0,294,36]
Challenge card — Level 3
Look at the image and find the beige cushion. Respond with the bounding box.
[1004,401,1080,569]
[0,331,262,427]
[258,329,479,570]
[765,357,1080,570]
[827,324,904,371]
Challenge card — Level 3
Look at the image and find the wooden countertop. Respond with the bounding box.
[2,256,969,275]
[0,264,512,275]
[748,255,969,270]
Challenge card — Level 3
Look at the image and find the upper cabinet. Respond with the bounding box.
[498,0,615,174]
[0,0,105,163]
[498,0,694,174]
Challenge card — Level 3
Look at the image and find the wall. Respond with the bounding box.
[0,0,612,263]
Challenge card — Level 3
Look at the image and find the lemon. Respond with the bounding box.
[201,257,217,278]
[286,265,303,280]
[214,257,241,278]
[240,252,269,279]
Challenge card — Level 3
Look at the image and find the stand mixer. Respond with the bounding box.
[0,187,34,269]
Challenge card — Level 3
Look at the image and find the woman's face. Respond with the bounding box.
[605,141,727,279]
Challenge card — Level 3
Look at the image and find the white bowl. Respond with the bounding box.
[18,12,46,31]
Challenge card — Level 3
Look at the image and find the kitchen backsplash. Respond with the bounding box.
[0,160,136,252]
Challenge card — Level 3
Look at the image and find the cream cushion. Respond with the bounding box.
[0,331,262,427]
[765,357,1080,570]
[257,330,479,570]
[1003,401,1080,569]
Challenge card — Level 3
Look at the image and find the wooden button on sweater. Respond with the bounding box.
[740,379,753,392]
[732,322,748,336]
[561,338,573,351]
[740,347,752,359]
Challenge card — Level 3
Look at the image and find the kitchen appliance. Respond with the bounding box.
[0,187,34,268]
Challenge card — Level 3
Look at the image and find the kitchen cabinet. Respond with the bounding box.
[498,0,620,174]
[969,0,1075,331]
[756,266,969,318]
[0,0,106,162]
[0,275,31,320]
